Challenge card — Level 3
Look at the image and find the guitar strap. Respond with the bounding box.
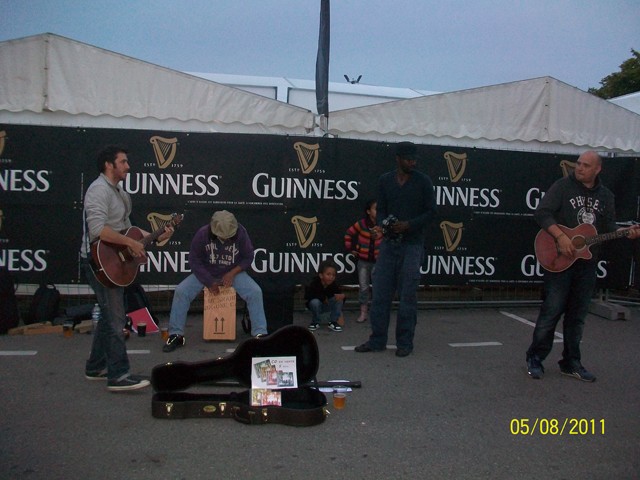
[82,209,91,259]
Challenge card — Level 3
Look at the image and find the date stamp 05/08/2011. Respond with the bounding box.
[510,418,605,436]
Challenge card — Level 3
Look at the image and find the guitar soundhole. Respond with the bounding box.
[572,236,587,249]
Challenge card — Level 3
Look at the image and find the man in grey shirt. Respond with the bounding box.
[81,145,173,391]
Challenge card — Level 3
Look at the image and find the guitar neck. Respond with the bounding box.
[141,225,167,247]
[587,229,630,246]
[141,214,181,248]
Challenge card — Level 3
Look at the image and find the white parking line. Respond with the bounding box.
[341,345,397,351]
[500,311,537,327]
[0,350,38,356]
[340,311,563,351]
[500,311,563,342]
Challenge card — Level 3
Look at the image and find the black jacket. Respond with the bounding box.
[304,276,342,308]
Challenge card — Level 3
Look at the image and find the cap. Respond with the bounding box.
[395,141,418,160]
[210,210,238,239]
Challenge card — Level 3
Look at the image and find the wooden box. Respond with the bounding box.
[203,286,236,341]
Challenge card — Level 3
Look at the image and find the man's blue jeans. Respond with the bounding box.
[168,272,268,336]
[82,258,130,380]
[526,260,597,370]
[367,241,424,351]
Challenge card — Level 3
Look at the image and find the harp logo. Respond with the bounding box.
[443,151,467,183]
[291,215,318,248]
[0,131,6,157]
[147,212,174,247]
[293,142,320,174]
[440,221,464,252]
[436,151,500,208]
[560,160,576,178]
[149,136,178,169]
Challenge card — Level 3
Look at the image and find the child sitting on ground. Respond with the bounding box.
[304,260,345,332]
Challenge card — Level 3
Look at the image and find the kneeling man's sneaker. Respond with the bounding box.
[560,366,596,382]
[163,334,185,352]
[107,375,150,392]
[328,322,343,332]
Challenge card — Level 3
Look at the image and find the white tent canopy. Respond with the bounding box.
[2,34,638,154]
[0,33,315,134]
[610,91,640,115]
[328,77,640,155]
[189,71,438,113]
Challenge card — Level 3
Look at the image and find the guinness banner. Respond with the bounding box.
[0,125,638,289]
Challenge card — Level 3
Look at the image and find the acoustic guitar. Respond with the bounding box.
[90,213,183,288]
[534,223,631,273]
[152,325,320,392]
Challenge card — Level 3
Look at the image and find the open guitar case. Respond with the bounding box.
[151,325,328,426]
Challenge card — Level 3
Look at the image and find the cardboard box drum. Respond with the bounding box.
[203,286,236,340]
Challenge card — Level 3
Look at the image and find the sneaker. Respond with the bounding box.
[85,369,108,381]
[560,366,596,382]
[355,342,385,353]
[253,333,268,339]
[328,322,343,332]
[107,375,150,392]
[308,323,319,331]
[527,355,544,379]
[163,334,185,353]
[395,348,412,357]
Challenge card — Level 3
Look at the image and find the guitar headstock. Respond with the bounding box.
[170,212,184,228]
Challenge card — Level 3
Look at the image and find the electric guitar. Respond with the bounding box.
[151,325,320,392]
[90,213,183,288]
[534,223,632,273]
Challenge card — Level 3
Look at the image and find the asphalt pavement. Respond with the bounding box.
[1,305,639,480]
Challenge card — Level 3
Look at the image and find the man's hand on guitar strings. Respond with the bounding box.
[556,234,576,257]
[626,226,640,240]
[126,238,146,258]
[158,225,175,243]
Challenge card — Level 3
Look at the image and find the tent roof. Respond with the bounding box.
[609,91,640,115]
[328,77,640,154]
[0,33,314,134]
[2,34,638,153]
[188,71,439,112]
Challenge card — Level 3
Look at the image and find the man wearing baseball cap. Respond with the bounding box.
[163,210,268,352]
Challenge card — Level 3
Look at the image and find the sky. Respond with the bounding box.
[1,0,639,94]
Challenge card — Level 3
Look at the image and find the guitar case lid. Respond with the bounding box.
[151,325,319,392]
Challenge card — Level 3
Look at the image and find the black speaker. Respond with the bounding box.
[260,278,295,334]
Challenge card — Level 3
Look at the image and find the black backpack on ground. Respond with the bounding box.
[0,268,20,334]
[25,283,61,325]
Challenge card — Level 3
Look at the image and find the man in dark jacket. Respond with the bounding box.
[355,142,437,357]
[526,151,639,381]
